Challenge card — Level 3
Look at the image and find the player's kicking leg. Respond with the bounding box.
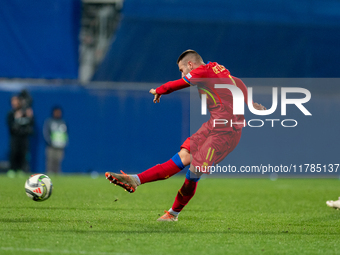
[326,197,340,210]
[158,130,242,221]
[105,148,190,193]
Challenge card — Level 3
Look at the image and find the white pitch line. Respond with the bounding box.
[0,247,132,255]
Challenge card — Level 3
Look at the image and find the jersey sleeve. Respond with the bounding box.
[232,76,249,105]
[155,65,207,95]
[155,78,190,95]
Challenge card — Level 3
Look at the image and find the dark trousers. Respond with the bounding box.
[10,136,29,171]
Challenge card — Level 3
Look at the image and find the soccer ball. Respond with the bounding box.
[25,174,53,202]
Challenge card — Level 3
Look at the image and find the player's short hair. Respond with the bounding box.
[177,49,204,64]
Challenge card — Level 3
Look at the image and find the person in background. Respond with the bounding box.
[43,106,68,174]
[7,95,34,177]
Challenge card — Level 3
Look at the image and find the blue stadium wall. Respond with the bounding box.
[0,82,189,174]
[93,0,340,82]
[0,82,339,176]
[0,0,81,79]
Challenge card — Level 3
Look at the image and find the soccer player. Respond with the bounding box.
[105,50,265,221]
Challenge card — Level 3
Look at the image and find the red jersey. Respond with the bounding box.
[156,62,248,131]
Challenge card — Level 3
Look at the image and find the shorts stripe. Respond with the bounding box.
[205,147,211,160]
[209,149,215,162]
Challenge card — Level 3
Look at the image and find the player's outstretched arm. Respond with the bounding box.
[150,79,190,103]
[149,89,161,103]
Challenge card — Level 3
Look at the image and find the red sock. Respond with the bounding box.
[171,178,198,212]
[137,159,182,184]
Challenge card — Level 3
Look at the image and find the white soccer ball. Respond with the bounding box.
[25,174,53,202]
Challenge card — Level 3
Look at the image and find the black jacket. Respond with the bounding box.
[7,109,34,137]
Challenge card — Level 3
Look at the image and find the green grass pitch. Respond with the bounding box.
[0,174,340,255]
